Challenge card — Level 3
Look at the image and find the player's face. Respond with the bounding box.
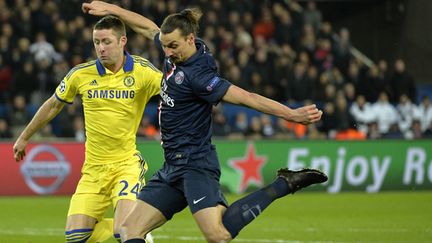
[93,29,126,68]
[160,29,195,64]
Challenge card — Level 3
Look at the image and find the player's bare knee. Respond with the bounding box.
[119,220,147,241]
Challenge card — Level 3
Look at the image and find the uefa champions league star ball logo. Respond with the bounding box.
[59,80,66,93]
[20,145,71,195]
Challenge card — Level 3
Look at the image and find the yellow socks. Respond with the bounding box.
[86,218,114,243]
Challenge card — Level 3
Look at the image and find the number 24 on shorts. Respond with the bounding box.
[118,180,140,197]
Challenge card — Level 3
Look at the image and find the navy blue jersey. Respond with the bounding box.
[154,33,231,164]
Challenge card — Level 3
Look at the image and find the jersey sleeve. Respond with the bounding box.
[54,69,79,104]
[144,65,162,98]
[190,55,231,105]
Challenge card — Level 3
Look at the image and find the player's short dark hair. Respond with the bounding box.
[94,15,126,38]
[161,8,202,37]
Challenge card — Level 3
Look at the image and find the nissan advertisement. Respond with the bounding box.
[0,143,84,195]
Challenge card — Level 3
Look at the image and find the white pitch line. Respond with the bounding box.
[1,227,429,243]
[156,226,425,234]
[0,228,63,236]
[0,228,337,242]
[154,235,338,243]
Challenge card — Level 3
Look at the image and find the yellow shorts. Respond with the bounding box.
[67,153,148,221]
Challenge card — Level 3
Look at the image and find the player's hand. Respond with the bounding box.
[13,137,28,162]
[292,104,323,125]
[82,1,115,16]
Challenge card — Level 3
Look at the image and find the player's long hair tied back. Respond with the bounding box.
[161,8,203,36]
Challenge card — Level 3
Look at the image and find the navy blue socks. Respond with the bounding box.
[222,177,290,238]
[124,239,145,243]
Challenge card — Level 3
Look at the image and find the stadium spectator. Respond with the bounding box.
[11,37,32,68]
[72,116,85,142]
[34,123,56,141]
[137,116,160,140]
[231,111,248,136]
[323,83,337,103]
[29,32,60,66]
[11,6,32,39]
[423,122,432,138]
[319,102,338,138]
[405,119,423,140]
[363,64,389,102]
[0,118,12,138]
[371,92,399,134]
[346,61,361,86]
[273,9,294,45]
[300,23,316,56]
[350,95,374,134]
[82,3,327,243]
[253,7,275,40]
[0,53,12,102]
[303,0,322,34]
[333,93,356,132]
[274,117,294,139]
[414,96,432,132]
[55,101,82,138]
[212,111,232,137]
[389,59,416,103]
[287,62,313,102]
[245,116,263,139]
[260,114,276,138]
[333,27,352,76]
[377,59,390,87]
[367,121,382,140]
[382,123,404,139]
[9,94,32,137]
[318,21,333,42]
[286,120,308,139]
[343,82,356,103]
[397,94,416,136]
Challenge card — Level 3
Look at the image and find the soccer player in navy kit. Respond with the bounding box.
[83,2,328,243]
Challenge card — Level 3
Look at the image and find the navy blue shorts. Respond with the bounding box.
[138,148,228,220]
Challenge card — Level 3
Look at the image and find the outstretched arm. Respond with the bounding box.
[222,85,322,125]
[82,1,160,40]
[13,95,65,162]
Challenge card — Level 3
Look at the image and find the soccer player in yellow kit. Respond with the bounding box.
[13,16,161,243]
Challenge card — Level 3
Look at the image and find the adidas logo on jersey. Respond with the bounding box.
[90,80,98,86]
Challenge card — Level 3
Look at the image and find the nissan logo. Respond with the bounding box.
[20,145,71,195]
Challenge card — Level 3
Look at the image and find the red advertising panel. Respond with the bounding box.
[0,143,85,195]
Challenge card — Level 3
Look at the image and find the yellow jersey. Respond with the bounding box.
[55,52,162,164]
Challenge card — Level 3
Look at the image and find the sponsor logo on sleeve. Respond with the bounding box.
[206,76,220,92]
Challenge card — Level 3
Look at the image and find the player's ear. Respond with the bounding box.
[120,36,127,46]
[187,33,195,45]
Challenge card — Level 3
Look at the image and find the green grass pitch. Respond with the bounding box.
[0,192,431,243]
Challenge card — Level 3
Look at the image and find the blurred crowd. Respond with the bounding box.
[0,0,431,141]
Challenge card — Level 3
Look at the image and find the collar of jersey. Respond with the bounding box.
[96,51,134,76]
[182,41,205,66]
